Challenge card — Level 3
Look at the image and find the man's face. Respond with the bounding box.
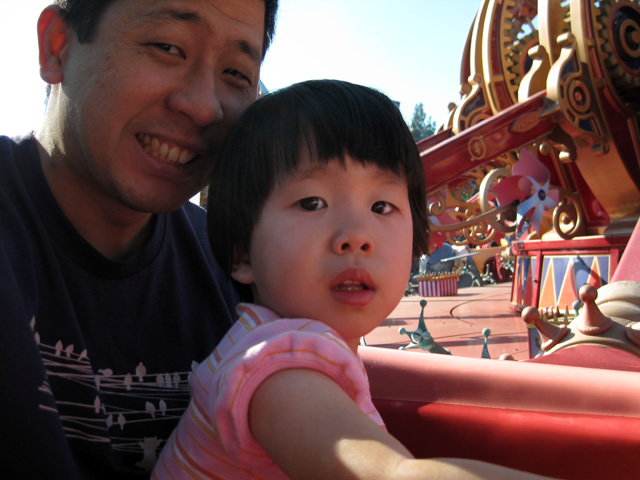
[55,0,265,213]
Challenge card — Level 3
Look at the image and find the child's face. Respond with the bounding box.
[232,153,414,352]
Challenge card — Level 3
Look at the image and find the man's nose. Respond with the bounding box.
[166,67,223,127]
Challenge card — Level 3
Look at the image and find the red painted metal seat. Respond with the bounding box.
[362,346,640,479]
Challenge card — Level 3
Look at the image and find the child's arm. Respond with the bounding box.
[250,368,555,480]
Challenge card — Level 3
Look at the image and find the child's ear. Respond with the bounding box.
[231,252,254,285]
[37,6,69,85]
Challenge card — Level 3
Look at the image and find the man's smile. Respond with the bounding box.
[137,133,197,165]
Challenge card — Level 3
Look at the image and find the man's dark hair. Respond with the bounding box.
[53,0,278,59]
[207,79,431,279]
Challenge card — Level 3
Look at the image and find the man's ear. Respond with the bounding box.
[38,6,70,85]
[231,252,254,285]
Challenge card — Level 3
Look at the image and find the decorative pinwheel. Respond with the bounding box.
[491,149,559,237]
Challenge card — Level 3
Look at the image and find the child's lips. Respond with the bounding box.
[330,267,375,291]
[330,268,375,306]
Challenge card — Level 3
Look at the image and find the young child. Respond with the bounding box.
[153,80,553,480]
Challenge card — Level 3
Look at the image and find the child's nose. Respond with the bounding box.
[332,223,374,255]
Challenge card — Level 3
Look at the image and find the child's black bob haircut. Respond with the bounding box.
[207,79,430,277]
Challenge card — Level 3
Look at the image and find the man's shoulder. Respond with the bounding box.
[0,134,19,146]
[0,135,19,161]
[181,198,207,220]
[0,135,37,208]
[0,134,37,169]
[0,133,35,150]
[169,198,208,237]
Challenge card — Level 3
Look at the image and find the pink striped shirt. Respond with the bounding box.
[153,303,384,479]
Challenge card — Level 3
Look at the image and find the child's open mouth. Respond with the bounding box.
[333,281,370,291]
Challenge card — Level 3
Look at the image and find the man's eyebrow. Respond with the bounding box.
[236,40,262,63]
[133,8,262,62]
[134,8,205,27]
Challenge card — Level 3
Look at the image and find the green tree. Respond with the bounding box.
[408,102,437,142]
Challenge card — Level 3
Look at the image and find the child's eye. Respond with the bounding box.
[297,197,326,211]
[372,201,395,215]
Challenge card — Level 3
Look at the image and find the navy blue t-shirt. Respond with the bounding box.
[0,135,238,478]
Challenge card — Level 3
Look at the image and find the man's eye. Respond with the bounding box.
[153,43,184,58]
[298,197,326,211]
[372,201,395,215]
[224,68,251,85]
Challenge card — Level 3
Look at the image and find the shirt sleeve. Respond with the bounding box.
[209,321,376,466]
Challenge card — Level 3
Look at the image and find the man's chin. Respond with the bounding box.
[125,194,198,215]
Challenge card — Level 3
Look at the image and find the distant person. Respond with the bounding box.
[0,0,278,477]
[153,80,555,480]
[424,242,456,273]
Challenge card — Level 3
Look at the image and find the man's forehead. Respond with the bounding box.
[105,0,264,47]
[126,3,264,61]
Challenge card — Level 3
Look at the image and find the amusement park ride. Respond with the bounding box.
[361,1,640,478]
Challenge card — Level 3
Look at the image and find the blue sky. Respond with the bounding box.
[0,0,481,136]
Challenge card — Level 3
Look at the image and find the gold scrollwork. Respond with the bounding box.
[552,187,586,239]
[478,167,518,234]
[427,191,446,218]
[468,136,487,161]
[428,195,503,248]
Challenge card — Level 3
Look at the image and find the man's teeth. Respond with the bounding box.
[335,281,367,291]
[137,134,196,165]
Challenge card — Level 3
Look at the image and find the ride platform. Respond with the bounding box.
[364,283,530,360]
